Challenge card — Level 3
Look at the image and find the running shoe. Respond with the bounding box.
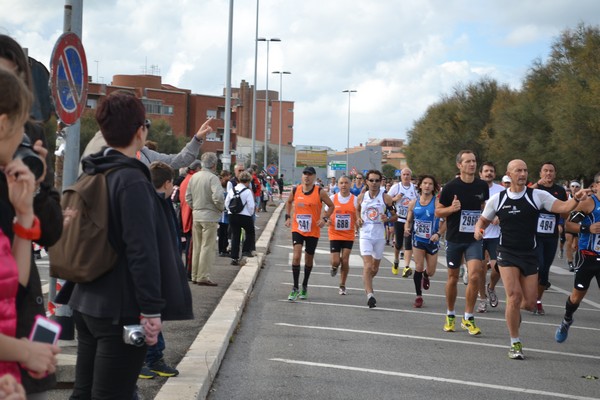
[422,273,430,290]
[367,296,377,308]
[288,288,299,301]
[330,266,338,277]
[299,288,308,300]
[462,267,468,285]
[508,342,525,360]
[533,302,545,315]
[458,265,465,278]
[392,261,399,275]
[149,359,179,377]
[139,365,157,379]
[461,317,482,335]
[413,296,423,308]
[568,262,575,272]
[555,319,573,343]
[487,284,498,308]
[477,300,488,313]
[339,286,347,295]
[443,315,455,332]
[402,266,413,278]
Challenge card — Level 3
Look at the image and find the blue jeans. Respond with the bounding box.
[145,332,165,366]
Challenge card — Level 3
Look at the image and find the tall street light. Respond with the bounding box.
[250,0,259,165]
[272,71,291,178]
[257,37,281,172]
[342,89,357,176]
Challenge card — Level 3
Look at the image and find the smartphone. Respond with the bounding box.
[29,315,61,345]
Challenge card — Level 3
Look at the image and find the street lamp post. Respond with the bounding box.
[251,0,259,165]
[272,71,291,178]
[257,38,281,172]
[342,89,357,176]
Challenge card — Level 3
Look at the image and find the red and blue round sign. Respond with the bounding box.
[50,32,88,126]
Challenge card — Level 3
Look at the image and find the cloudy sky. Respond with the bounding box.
[2,0,600,151]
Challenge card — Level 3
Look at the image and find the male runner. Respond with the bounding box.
[356,170,397,308]
[555,175,597,343]
[475,159,586,359]
[436,150,489,335]
[388,168,418,277]
[326,175,358,295]
[531,162,568,315]
[284,167,334,301]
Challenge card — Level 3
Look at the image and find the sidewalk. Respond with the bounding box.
[49,200,285,400]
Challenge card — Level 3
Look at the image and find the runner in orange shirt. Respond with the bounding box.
[324,176,358,295]
[284,167,334,301]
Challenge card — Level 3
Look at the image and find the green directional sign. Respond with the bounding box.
[330,161,347,170]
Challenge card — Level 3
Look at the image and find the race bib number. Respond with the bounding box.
[592,235,600,253]
[414,220,432,239]
[296,214,312,233]
[537,213,556,234]
[335,214,351,231]
[397,198,410,218]
[459,210,480,233]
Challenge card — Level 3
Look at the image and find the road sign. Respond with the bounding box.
[330,161,347,171]
[363,169,368,175]
[50,32,88,126]
[395,169,401,177]
[267,164,278,176]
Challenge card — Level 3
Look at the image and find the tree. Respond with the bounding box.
[382,164,396,180]
[146,119,189,155]
[251,146,278,174]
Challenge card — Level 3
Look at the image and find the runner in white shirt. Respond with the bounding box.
[387,168,419,277]
[477,162,505,312]
[357,170,397,308]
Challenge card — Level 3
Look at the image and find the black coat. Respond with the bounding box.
[68,149,193,322]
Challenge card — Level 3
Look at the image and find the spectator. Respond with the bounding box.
[250,164,262,213]
[0,66,59,386]
[140,161,194,379]
[0,34,63,396]
[218,170,232,257]
[67,91,192,399]
[179,160,202,279]
[185,152,224,286]
[277,174,285,200]
[225,171,256,266]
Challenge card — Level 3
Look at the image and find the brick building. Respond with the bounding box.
[86,74,294,164]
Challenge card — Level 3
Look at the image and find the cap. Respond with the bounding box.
[302,166,316,175]
[570,181,581,187]
[502,175,511,184]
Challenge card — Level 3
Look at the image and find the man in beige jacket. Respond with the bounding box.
[185,152,224,285]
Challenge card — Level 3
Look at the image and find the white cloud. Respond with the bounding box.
[2,0,600,149]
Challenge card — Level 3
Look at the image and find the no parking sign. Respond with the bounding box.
[50,32,88,125]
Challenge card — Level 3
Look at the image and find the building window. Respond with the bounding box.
[163,105,174,115]
[142,99,162,115]
[207,109,217,119]
[86,98,97,109]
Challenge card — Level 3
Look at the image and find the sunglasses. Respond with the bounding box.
[368,179,381,183]
[144,119,151,130]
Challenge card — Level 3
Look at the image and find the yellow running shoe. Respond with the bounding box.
[443,315,455,332]
[392,261,399,275]
[461,317,482,335]
[402,266,413,278]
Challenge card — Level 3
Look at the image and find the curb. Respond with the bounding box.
[154,202,285,400]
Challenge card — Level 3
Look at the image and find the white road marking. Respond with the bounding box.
[269,357,600,400]
[276,299,600,332]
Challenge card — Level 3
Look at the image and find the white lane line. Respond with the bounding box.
[274,323,600,360]
[269,357,600,400]
[276,299,600,332]
[550,285,600,309]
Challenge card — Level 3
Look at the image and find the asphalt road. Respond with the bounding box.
[208,219,600,400]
